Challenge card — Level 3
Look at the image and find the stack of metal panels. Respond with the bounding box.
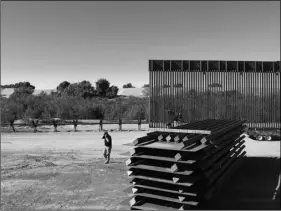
[124,119,247,210]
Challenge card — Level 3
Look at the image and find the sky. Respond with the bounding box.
[1,1,280,90]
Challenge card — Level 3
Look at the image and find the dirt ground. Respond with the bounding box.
[1,125,280,210]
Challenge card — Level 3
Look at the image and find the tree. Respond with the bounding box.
[1,81,35,89]
[23,94,49,121]
[123,83,135,88]
[106,86,119,98]
[54,96,73,119]
[77,80,96,98]
[96,79,110,97]
[14,82,34,89]
[56,81,70,94]
[17,82,35,89]
[61,83,78,97]
[61,81,96,98]
[41,95,57,120]
[1,97,18,131]
[142,84,149,88]
[10,86,35,97]
[90,104,105,119]
[8,85,35,122]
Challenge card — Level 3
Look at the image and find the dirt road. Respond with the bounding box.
[1,130,146,210]
[1,129,280,210]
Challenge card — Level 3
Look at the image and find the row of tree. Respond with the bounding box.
[56,79,119,99]
[2,80,150,99]
[122,83,149,88]
[1,82,35,89]
[1,79,150,125]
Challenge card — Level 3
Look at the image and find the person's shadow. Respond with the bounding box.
[202,157,280,210]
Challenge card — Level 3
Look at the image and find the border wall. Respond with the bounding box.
[149,60,280,129]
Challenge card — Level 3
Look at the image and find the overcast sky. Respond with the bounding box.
[1,1,280,89]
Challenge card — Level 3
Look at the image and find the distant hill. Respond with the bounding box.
[1,88,14,98]
[117,88,146,98]
[1,88,56,98]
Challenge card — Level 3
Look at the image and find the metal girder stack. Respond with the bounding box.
[123,119,247,210]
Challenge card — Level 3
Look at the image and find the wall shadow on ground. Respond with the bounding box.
[202,157,280,210]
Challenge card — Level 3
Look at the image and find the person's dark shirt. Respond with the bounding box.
[103,135,112,147]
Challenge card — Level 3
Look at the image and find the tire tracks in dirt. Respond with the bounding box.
[5,169,60,210]
[22,165,70,210]
[51,164,92,211]
[79,160,127,210]
[24,163,89,210]
[80,163,96,210]
[3,166,67,211]
[22,153,84,210]
[2,155,112,211]
[1,162,60,210]
[1,154,57,178]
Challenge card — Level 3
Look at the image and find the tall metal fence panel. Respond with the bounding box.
[149,60,280,129]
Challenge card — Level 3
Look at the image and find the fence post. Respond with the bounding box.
[52,120,58,132]
[73,120,78,132]
[119,117,122,131]
[32,120,38,133]
[138,119,141,131]
[10,120,15,132]
[99,118,103,131]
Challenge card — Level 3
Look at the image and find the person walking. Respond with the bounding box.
[102,132,112,164]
